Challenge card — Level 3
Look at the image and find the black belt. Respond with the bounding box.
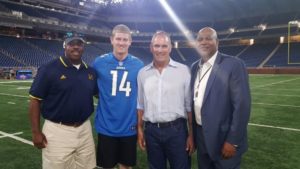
[51,120,84,127]
[145,118,186,128]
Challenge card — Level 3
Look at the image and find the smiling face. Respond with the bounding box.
[65,39,84,64]
[111,32,132,58]
[150,34,172,66]
[196,27,219,62]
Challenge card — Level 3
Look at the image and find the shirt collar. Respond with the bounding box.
[59,56,88,69]
[145,58,177,71]
[199,51,218,67]
[111,52,130,62]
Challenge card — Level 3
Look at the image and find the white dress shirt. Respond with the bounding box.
[194,51,218,125]
[137,59,191,123]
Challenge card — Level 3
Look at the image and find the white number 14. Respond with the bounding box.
[110,70,131,97]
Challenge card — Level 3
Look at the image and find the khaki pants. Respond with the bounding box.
[42,120,96,169]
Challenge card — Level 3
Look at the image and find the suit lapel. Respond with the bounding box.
[202,54,222,104]
[191,60,200,95]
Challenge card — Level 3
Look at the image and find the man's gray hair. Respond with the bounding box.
[151,31,172,45]
[197,27,218,40]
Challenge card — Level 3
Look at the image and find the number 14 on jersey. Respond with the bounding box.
[110,70,132,97]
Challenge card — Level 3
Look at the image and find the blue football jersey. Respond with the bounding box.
[93,53,144,136]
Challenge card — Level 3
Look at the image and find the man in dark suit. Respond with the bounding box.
[191,27,251,169]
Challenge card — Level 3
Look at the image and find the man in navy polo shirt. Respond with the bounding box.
[29,33,98,169]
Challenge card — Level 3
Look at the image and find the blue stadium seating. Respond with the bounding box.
[0,52,24,67]
[260,27,297,36]
[239,43,278,67]
[265,43,300,67]
[228,30,261,39]
[1,35,300,68]
[219,45,247,56]
[0,1,47,18]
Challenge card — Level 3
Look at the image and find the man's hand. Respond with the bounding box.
[32,131,47,149]
[186,134,195,155]
[137,127,146,151]
[221,142,236,159]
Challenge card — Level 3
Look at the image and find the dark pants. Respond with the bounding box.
[196,125,241,169]
[144,118,190,169]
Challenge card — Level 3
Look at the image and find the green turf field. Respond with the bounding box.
[0,75,299,169]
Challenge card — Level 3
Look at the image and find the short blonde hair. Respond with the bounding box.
[112,24,131,38]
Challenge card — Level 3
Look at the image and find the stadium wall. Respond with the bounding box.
[248,67,300,74]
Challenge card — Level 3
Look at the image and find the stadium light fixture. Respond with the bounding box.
[288,20,300,28]
[79,1,85,6]
[228,28,235,33]
[174,41,178,48]
[249,39,254,45]
[111,0,124,3]
[90,0,133,5]
[91,0,108,5]
[258,24,267,31]
[280,36,284,44]
[288,20,298,25]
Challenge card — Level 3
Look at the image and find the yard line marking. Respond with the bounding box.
[16,87,30,90]
[7,102,16,104]
[0,131,33,146]
[252,93,300,98]
[0,80,32,84]
[253,102,300,108]
[253,88,300,92]
[249,123,300,132]
[252,77,300,89]
[0,132,23,138]
[0,84,29,87]
[0,93,28,98]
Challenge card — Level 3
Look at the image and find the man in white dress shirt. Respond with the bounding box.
[137,31,194,169]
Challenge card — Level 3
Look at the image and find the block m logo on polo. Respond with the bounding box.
[88,74,94,80]
[60,75,67,80]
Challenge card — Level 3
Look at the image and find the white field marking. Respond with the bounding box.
[250,74,300,77]
[252,77,300,89]
[0,131,33,146]
[0,80,32,84]
[252,102,300,108]
[252,93,300,98]
[0,84,28,87]
[7,102,16,104]
[249,123,300,132]
[0,93,28,98]
[252,88,300,92]
[16,87,30,90]
[0,132,22,138]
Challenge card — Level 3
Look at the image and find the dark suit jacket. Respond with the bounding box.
[191,52,251,161]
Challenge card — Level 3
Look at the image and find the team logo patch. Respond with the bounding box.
[60,75,67,80]
[88,74,94,80]
[130,125,136,131]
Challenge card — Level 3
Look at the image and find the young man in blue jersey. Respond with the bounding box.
[93,24,144,169]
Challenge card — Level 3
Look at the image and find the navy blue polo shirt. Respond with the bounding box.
[29,56,98,123]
